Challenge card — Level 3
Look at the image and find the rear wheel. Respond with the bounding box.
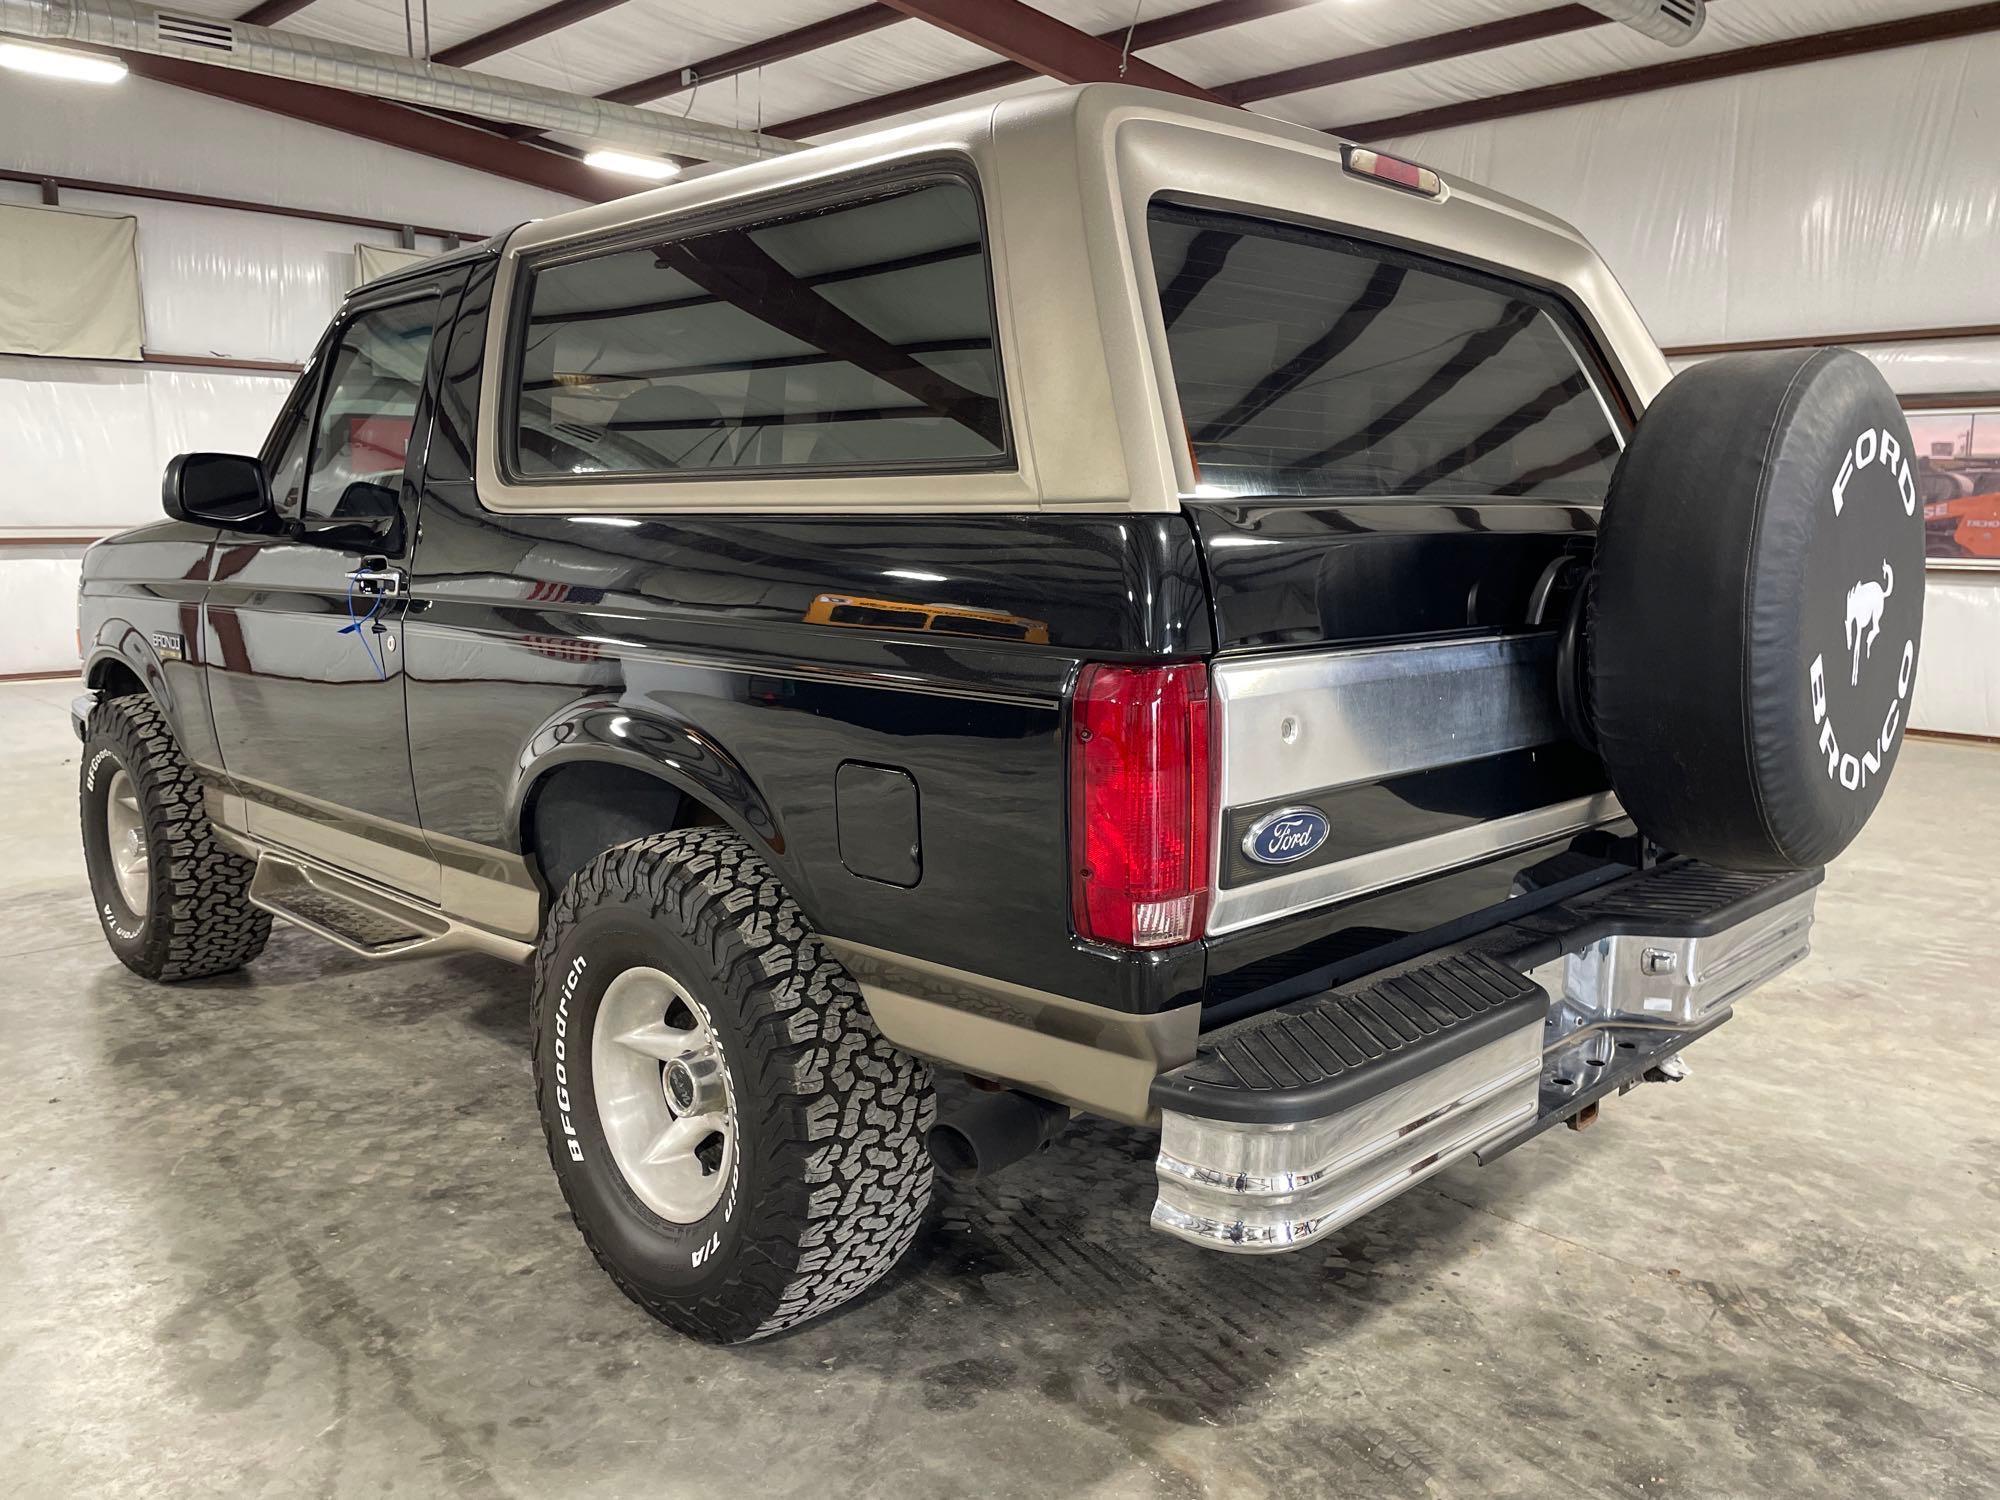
[530,828,935,1342]
[79,693,271,981]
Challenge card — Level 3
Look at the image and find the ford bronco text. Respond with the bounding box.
[76,88,1923,1342]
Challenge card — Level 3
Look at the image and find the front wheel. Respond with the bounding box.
[530,828,935,1342]
[79,693,271,981]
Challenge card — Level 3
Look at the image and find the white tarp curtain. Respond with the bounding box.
[63,189,368,363]
[1381,33,2000,367]
[354,243,435,289]
[0,203,145,361]
[0,554,85,676]
[0,356,294,531]
[1914,576,2000,736]
[1670,339,2000,395]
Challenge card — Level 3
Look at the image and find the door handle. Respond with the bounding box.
[346,557,406,598]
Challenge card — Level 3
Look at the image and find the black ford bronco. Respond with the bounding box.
[75,87,1924,1342]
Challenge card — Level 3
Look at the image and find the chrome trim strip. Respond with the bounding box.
[1206,791,1622,936]
[1211,634,1565,810]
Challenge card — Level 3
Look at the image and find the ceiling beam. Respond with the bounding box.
[485,4,896,149]
[876,0,1225,101]
[1334,1,2000,141]
[775,0,1308,139]
[1215,4,1609,105]
[1121,0,1319,51]
[118,54,612,202]
[599,5,899,108]
[776,58,1024,139]
[235,0,318,25]
[433,0,635,70]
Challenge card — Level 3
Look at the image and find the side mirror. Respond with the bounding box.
[287,480,404,554]
[163,452,278,532]
[331,479,399,522]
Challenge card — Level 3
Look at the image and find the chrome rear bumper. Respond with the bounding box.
[1151,862,1819,1253]
[1154,1023,1542,1251]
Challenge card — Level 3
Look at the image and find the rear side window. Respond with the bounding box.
[1148,204,1622,502]
[511,177,1007,479]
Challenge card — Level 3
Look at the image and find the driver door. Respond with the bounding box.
[203,279,456,899]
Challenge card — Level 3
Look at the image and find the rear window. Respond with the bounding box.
[1148,203,1623,502]
[511,177,1007,480]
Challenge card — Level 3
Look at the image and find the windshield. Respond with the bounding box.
[1148,203,1623,503]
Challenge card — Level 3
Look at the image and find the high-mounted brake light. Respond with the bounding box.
[1069,662,1212,949]
[1342,146,1444,201]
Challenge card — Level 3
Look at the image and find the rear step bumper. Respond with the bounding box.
[1150,860,1821,1252]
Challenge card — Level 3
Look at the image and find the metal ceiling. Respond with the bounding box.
[20,0,2000,198]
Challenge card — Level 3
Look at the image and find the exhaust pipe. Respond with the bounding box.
[928,1090,1070,1182]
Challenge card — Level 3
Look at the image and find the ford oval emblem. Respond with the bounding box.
[1242,807,1330,865]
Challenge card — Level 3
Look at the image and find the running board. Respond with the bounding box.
[248,854,533,964]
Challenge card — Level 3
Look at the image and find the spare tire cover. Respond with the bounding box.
[1591,348,1924,871]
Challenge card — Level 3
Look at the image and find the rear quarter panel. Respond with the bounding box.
[409,258,1211,1011]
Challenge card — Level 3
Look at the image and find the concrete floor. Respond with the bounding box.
[1,677,1995,1499]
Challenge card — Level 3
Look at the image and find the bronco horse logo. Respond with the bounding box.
[1844,561,1894,686]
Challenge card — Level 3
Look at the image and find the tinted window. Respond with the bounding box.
[1149,205,1621,502]
[303,297,436,520]
[512,178,1006,478]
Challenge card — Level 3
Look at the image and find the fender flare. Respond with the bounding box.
[506,698,787,861]
[83,622,182,721]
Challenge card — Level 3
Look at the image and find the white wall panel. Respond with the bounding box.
[0,556,85,676]
[61,191,400,362]
[0,71,577,235]
[1381,35,2000,349]
[145,367,301,477]
[1669,339,2000,399]
[0,357,295,533]
[1,73,581,674]
[1911,576,2000,737]
[1382,41,2000,737]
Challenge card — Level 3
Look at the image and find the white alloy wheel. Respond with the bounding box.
[590,965,737,1223]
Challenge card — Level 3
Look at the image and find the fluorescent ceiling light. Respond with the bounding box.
[585,150,681,182]
[0,41,127,84]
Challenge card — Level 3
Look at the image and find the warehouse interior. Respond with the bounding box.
[2,2,1996,1495]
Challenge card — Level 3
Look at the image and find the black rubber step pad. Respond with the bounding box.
[1156,952,1546,1126]
[1577,862,1808,925]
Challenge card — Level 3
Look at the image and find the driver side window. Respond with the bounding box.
[301,296,438,522]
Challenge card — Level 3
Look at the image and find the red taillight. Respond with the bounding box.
[1068,662,1212,949]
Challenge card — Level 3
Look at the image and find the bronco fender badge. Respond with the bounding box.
[1242,806,1330,865]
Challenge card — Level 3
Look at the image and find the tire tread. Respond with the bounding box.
[529,829,934,1342]
[82,694,271,981]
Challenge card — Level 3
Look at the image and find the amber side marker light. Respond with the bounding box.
[1342,146,1444,201]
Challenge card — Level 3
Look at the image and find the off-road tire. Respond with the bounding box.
[529,828,935,1343]
[79,693,271,981]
